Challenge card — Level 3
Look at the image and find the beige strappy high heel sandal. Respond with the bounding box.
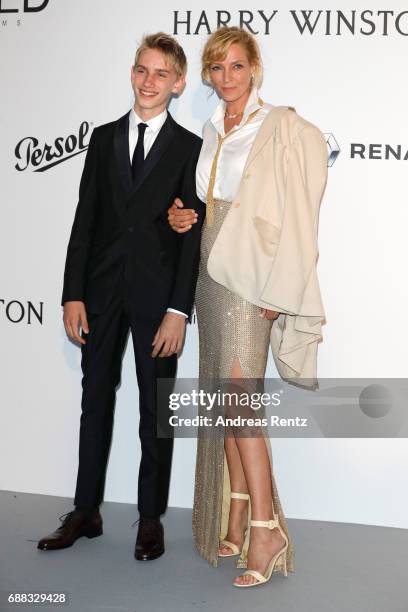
[218,492,250,558]
[233,514,288,587]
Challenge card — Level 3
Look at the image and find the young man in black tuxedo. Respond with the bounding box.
[38,33,204,560]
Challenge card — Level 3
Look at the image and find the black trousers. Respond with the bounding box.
[73,290,176,518]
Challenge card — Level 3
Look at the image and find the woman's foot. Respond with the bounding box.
[233,524,286,586]
[218,497,248,556]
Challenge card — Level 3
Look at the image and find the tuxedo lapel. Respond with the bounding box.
[113,112,132,194]
[131,114,176,194]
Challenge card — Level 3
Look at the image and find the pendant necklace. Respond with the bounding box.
[224,110,243,120]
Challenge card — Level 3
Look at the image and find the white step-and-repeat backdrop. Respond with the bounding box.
[1,0,407,528]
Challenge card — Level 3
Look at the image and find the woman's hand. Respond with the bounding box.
[168,197,198,233]
[260,308,280,321]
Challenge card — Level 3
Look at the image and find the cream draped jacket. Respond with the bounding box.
[206,106,328,385]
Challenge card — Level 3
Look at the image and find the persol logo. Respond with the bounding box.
[0,0,49,13]
[15,121,91,172]
[173,10,408,36]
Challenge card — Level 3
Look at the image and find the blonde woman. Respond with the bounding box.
[169,27,327,587]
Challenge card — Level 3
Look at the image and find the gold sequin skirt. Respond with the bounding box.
[192,199,294,572]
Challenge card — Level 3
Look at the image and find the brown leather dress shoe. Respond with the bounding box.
[37,509,103,550]
[134,518,164,561]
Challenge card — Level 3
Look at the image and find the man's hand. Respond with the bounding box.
[152,312,186,358]
[63,301,89,345]
[168,197,197,233]
[260,308,280,321]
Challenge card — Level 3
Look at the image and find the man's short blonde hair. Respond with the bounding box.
[201,27,263,88]
[134,32,187,77]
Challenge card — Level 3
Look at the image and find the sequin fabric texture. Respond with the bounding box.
[192,199,294,572]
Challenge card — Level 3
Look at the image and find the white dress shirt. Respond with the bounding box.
[196,88,273,203]
[128,108,187,319]
[128,107,168,160]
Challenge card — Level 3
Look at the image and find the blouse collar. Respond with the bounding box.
[211,87,262,136]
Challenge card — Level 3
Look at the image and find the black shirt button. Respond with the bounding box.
[128,226,134,233]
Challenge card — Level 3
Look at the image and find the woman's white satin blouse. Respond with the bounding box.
[196,88,273,204]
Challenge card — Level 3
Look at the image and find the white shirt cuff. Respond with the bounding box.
[167,308,188,318]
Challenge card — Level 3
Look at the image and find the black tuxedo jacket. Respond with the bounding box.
[62,111,204,319]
